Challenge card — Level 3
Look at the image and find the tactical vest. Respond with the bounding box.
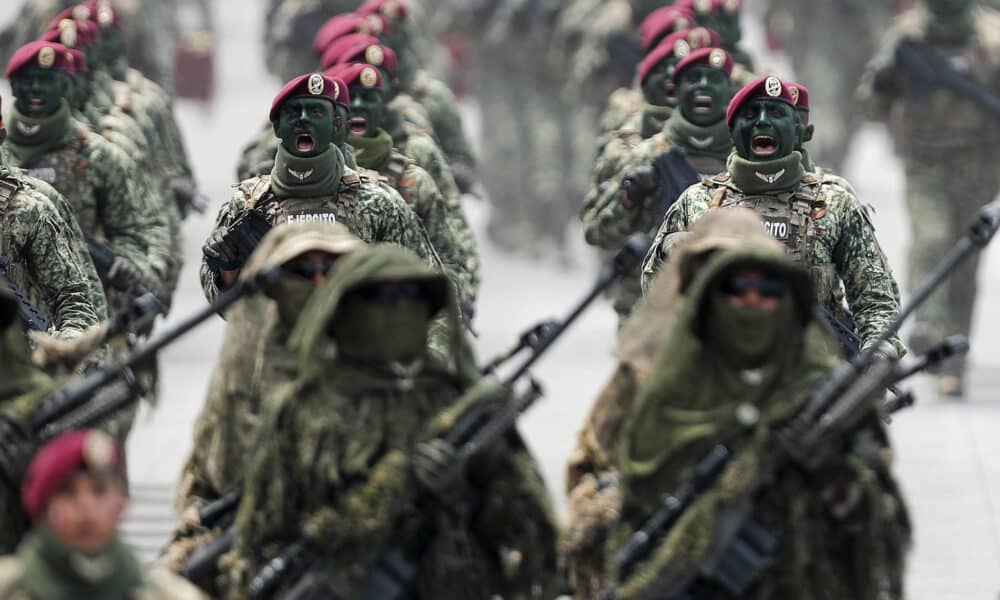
[19,126,102,237]
[241,171,367,235]
[0,176,25,294]
[360,149,417,205]
[704,172,847,316]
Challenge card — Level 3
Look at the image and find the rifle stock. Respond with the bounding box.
[0,257,49,332]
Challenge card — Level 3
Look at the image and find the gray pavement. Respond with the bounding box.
[3,2,1000,598]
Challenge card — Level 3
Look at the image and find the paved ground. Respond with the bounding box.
[3,2,1000,598]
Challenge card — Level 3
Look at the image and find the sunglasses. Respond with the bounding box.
[284,257,336,280]
[355,282,425,304]
[720,275,785,299]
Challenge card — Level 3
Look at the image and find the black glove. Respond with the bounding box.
[170,178,207,216]
[412,438,469,508]
[106,257,147,291]
[202,228,242,271]
[622,165,659,209]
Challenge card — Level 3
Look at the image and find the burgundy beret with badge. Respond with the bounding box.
[326,62,384,92]
[679,0,743,16]
[638,28,722,86]
[726,76,798,126]
[672,47,734,82]
[356,0,409,23]
[320,34,398,73]
[313,13,384,56]
[22,430,125,519]
[5,41,75,77]
[269,73,350,122]
[83,0,121,29]
[65,48,88,74]
[785,81,810,112]
[639,6,694,52]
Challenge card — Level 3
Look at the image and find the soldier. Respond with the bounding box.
[3,41,172,311]
[0,97,103,337]
[329,61,479,313]
[857,0,1000,396]
[679,0,757,71]
[200,72,439,303]
[643,77,904,355]
[263,0,367,83]
[165,223,363,587]
[583,47,736,323]
[0,430,205,598]
[609,239,910,599]
[228,245,559,599]
[564,208,773,598]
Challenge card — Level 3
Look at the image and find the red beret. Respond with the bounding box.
[356,0,409,23]
[638,28,721,86]
[5,41,75,77]
[312,14,384,56]
[66,48,88,74]
[672,47,734,82]
[269,73,350,122]
[726,76,797,126]
[639,6,694,52]
[320,34,398,73]
[22,430,125,519]
[785,81,810,111]
[326,62,384,92]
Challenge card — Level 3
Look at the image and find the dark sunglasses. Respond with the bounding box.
[284,257,336,280]
[720,275,785,299]
[355,282,425,304]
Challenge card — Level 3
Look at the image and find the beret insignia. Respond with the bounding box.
[674,39,691,59]
[72,5,90,21]
[59,22,77,48]
[709,48,726,69]
[765,76,783,97]
[365,44,384,66]
[382,2,399,19]
[83,431,115,469]
[694,0,712,14]
[38,46,56,68]
[788,85,800,104]
[724,0,742,12]
[360,66,379,88]
[308,73,325,95]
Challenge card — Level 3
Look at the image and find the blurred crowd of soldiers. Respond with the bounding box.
[0,0,997,598]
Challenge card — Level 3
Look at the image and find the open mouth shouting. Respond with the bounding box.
[349,115,368,136]
[693,93,714,114]
[750,135,778,157]
[295,132,316,153]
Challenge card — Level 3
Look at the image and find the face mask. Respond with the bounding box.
[678,65,732,126]
[330,287,432,364]
[731,99,798,161]
[269,273,319,327]
[705,290,791,369]
[642,60,680,108]
[11,67,68,118]
[273,97,340,157]
[347,86,386,138]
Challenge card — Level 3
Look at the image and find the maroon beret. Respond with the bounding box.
[312,14,384,56]
[680,0,743,16]
[5,41,75,77]
[638,28,721,86]
[785,81,810,111]
[639,6,694,52]
[326,62,384,92]
[356,0,409,23]
[269,73,350,122]
[672,47,734,82]
[22,430,125,519]
[66,48,88,74]
[321,34,398,73]
[726,76,797,126]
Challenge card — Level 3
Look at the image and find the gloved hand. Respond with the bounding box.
[170,178,207,216]
[412,438,468,508]
[202,228,242,272]
[106,256,147,291]
[621,165,658,209]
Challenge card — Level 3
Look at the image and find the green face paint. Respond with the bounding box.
[642,59,680,108]
[347,85,386,138]
[11,67,69,118]
[677,65,731,126]
[731,98,797,161]
[273,96,342,157]
[332,104,350,147]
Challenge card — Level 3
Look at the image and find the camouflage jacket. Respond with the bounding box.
[199,166,440,302]
[643,167,903,351]
[407,69,478,185]
[0,170,102,335]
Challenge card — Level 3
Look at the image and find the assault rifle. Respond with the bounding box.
[233,234,652,600]
[202,210,273,272]
[84,234,171,311]
[896,37,1000,120]
[622,148,701,221]
[605,197,1000,598]
[0,257,49,332]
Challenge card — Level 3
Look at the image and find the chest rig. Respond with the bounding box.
[242,172,365,233]
[706,172,845,314]
[25,127,100,236]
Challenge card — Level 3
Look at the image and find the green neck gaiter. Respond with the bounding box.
[342,143,359,169]
[728,151,805,195]
[5,100,72,166]
[331,298,431,365]
[0,326,54,403]
[270,143,343,199]
[704,292,797,371]
[382,106,406,143]
[348,128,394,171]
[798,147,816,173]
[664,111,732,161]
[18,529,144,600]
[641,102,673,138]
[924,8,975,44]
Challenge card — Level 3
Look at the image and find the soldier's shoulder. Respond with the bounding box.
[233,175,273,209]
[345,166,393,202]
[0,174,56,217]
[0,556,25,596]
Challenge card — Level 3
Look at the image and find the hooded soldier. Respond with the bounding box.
[643,76,903,357]
[228,245,559,599]
[610,239,910,600]
[563,208,778,599]
[584,46,736,323]
[165,222,363,585]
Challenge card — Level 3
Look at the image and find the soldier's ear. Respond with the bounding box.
[804,124,815,143]
[272,120,280,137]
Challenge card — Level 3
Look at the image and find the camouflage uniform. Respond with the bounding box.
[406,68,478,189]
[857,5,1000,385]
[0,162,102,336]
[263,0,366,82]
[199,145,439,303]
[643,151,903,353]
[228,246,559,599]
